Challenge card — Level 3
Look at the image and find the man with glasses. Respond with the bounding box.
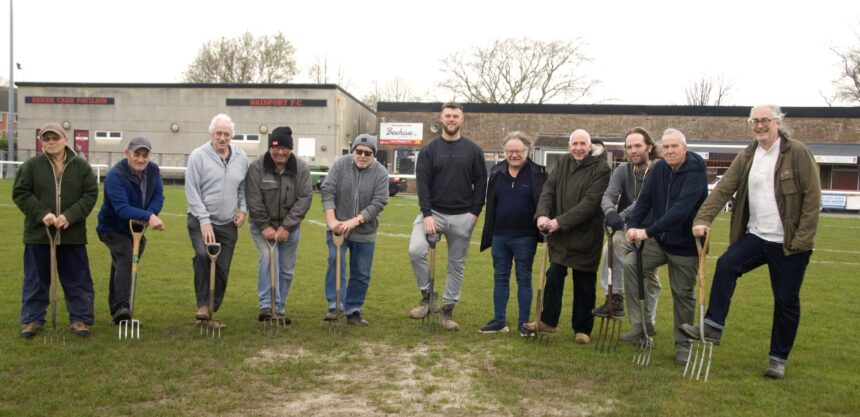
[245,126,312,324]
[624,128,708,365]
[320,134,388,325]
[13,122,98,338]
[185,113,248,328]
[681,104,821,379]
[407,102,488,331]
[478,132,547,336]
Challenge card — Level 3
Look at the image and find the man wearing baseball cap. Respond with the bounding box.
[245,126,312,323]
[97,137,166,325]
[12,122,99,338]
[319,133,389,325]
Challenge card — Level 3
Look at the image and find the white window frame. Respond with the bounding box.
[95,130,122,141]
[232,133,261,142]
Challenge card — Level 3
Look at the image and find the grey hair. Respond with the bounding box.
[569,129,591,145]
[661,128,686,145]
[208,113,235,134]
[750,104,784,120]
[502,131,531,150]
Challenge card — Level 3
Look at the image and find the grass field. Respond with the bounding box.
[0,179,858,417]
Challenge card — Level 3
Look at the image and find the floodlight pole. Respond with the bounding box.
[6,0,16,178]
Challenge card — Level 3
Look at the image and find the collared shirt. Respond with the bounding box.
[747,137,784,242]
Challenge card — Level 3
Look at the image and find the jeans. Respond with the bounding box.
[491,235,536,325]
[325,231,376,314]
[21,244,95,325]
[408,211,476,305]
[249,224,300,314]
[704,233,812,362]
[187,214,238,312]
[99,231,147,315]
[540,262,596,334]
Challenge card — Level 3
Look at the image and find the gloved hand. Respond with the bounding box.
[605,211,625,231]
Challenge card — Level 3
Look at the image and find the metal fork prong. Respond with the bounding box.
[703,342,714,381]
[684,341,696,377]
[131,319,140,339]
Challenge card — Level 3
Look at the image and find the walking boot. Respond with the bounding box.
[592,293,625,318]
[439,304,459,331]
[408,290,439,319]
[680,322,722,345]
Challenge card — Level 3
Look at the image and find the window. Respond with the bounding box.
[232,133,260,142]
[95,131,122,140]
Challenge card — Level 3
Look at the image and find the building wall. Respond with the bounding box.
[15,83,376,169]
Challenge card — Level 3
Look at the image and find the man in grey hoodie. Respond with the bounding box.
[185,113,248,328]
[320,134,389,325]
[245,126,312,324]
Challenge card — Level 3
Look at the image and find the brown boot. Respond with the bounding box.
[196,305,210,320]
[70,321,90,337]
[522,321,557,333]
[575,332,591,344]
[439,304,459,331]
[20,322,43,339]
[408,290,439,319]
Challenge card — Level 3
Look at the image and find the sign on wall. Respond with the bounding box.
[379,122,423,146]
[25,96,114,105]
[297,138,316,157]
[225,98,327,107]
[815,155,858,164]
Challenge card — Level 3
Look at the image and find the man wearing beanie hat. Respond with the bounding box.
[13,122,99,338]
[97,137,166,325]
[186,114,248,328]
[245,125,312,323]
[320,133,389,325]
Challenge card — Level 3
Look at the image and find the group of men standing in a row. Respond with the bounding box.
[14,102,820,379]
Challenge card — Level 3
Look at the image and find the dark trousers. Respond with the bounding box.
[21,244,95,325]
[99,232,147,315]
[187,214,238,312]
[705,233,812,361]
[540,262,596,334]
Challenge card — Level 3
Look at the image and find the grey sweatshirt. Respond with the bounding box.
[185,142,248,226]
[320,154,389,242]
[600,161,651,224]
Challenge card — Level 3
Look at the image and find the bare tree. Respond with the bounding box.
[183,32,298,83]
[438,37,598,104]
[684,74,733,106]
[831,42,860,104]
[362,77,422,110]
[307,56,354,90]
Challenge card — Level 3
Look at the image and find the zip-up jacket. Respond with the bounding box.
[13,146,98,245]
[185,142,248,226]
[479,159,547,251]
[245,152,312,233]
[97,159,164,236]
[320,154,389,242]
[628,152,708,257]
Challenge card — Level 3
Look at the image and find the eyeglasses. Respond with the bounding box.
[505,149,525,155]
[40,135,63,142]
[747,118,777,127]
[354,149,374,157]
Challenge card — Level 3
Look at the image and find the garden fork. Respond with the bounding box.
[119,220,147,340]
[422,233,442,328]
[684,230,714,381]
[262,239,287,335]
[44,225,64,345]
[529,231,552,344]
[200,243,222,338]
[632,240,653,366]
[328,232,347,333]
[595,226,621,353]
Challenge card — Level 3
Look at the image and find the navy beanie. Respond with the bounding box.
[270,126,294,149]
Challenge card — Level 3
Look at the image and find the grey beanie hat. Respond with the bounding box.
[351,134,377,153]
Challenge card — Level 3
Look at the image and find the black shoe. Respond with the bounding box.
[478,320,509,334]
[680,323,722,345]
[592,294,625,318]
[276,313,292,325]
[258,308,273,322]
[346,312,368,326]
[112,308,131,324]
[322,309,338,322]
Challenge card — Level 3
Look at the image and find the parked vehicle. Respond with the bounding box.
[707,175,735,212]
[315,170,408,197]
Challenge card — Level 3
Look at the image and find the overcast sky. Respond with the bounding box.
[2,0,859,107]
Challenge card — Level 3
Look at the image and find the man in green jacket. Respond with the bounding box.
[524,129,611,344]
[12,122,99,338]
[681,104,821,379]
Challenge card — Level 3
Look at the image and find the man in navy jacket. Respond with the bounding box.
[97,137,165,324]
[624,128,707,366]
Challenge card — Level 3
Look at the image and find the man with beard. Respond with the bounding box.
[681,104,821,379]
[625,128,708,365]
[524,129,611,344]
[320,134,389,326]
[407,102,488,331]
[245,126,312,324]
[97,137,166,325]
[595,128,661,342]
[478,131,547,336]
[185,113,248,328]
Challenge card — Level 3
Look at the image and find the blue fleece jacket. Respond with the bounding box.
[97,159,164,236]
[627,152,707,256]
